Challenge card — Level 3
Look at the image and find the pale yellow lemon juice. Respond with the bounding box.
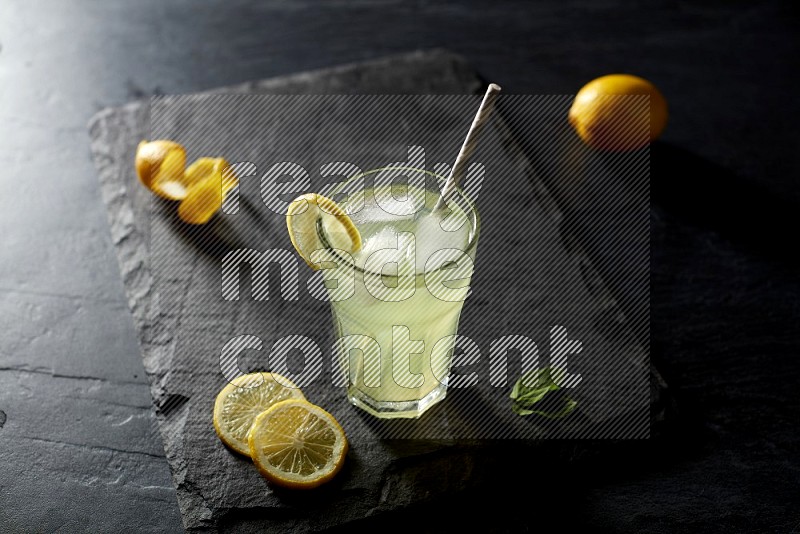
[287,84,500,418]
[327,177,478,417]
[287,175,479,418]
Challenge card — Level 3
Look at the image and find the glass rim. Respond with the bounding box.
[317,166,481,279]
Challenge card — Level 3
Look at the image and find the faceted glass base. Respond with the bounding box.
[347,382,448,419]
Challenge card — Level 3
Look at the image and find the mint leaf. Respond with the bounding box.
[511,397,578,419]
[510,367,577,419]
[510,367,560,404]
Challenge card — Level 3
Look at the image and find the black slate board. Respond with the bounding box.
[88,50,664,532]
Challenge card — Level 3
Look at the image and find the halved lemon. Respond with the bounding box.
[178,157,238,224]
[248,399,348,489]
[286,194,361,269]
[213,372,305,456]
[135,140,187,200]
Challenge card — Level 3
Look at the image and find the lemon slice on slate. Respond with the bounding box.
[247,399,348,489]
[213,372,305,456]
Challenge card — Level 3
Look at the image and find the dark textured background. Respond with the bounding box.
[1,1,798,532]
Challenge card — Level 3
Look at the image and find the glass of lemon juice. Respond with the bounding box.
[331,170,479,418]
[287,86,498,418]
[287,167,479,419]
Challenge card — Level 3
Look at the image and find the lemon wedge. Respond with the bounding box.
[135,140,187,200]
[286,194,361,269]
[178,157,237,224]
[247,399,348,489]
[213,372,305,456]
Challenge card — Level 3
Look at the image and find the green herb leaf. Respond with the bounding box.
[511,397,578,418]
[510,367,561,404]
[510,367,577,419]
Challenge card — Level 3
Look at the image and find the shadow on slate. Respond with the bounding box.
[88,50,665,532]
[652,142,800,268]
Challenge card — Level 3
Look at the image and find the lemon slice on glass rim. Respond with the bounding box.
[247,398,348,489]
[286,194,361,269]
[213,372,305,456]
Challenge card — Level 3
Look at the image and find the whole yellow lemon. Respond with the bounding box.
[569,74,668,151]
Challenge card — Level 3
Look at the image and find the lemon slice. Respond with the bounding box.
[286,194,361,269]
[248,399,348,489]
[135,140,188,200]
[178,157,238,224]
[213,372,305,456]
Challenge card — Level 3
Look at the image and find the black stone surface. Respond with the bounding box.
[1,1,798,532]
[88,50,657,531]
